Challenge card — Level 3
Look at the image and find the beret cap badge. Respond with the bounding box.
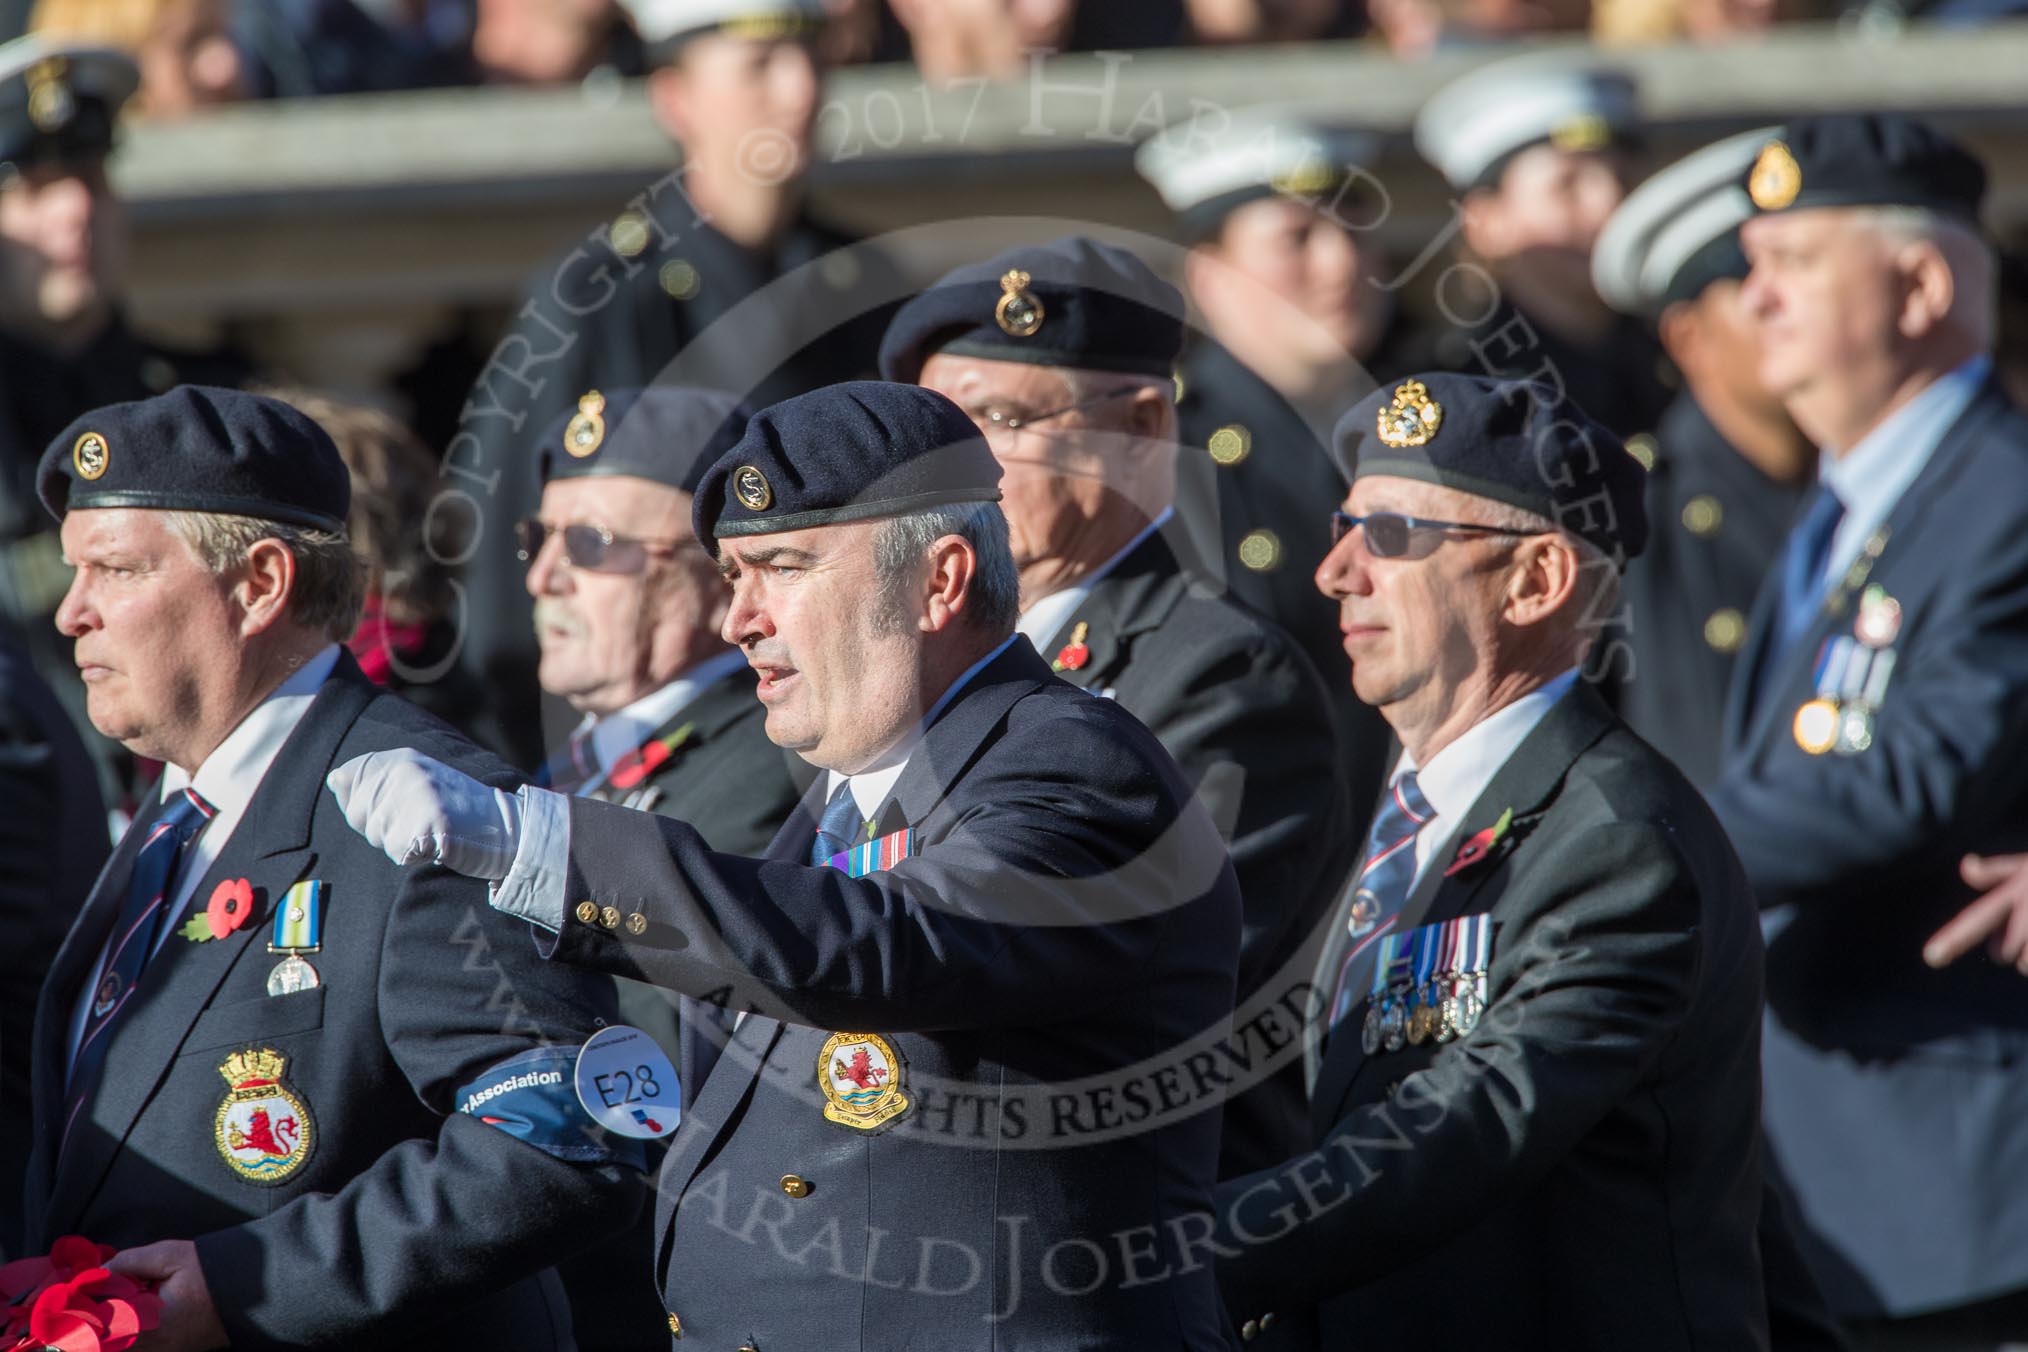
[564,390,606,458]
[1749,140,1802,211]
[71,430,108,480]
[994,269,1044,338]
[26,58,74,133]
[733,464,773,511]
[1376,380,1443,449]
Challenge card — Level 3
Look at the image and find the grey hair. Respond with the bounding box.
[163,510,367,642]
[1468,500,1625,656]
[871,501,1021,636]
[1854,205,1997,347]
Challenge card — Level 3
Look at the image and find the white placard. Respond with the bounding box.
[574,1025,681,1139]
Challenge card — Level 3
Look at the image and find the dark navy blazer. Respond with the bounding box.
[534,638,1244,1350]
[1710,378,2028,1318]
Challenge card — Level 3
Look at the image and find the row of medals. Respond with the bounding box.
[1362,970,1486,1057]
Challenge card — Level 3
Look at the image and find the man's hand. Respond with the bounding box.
[326,749,523,882]
[106,1240,227,1351]
[1923,854,2028,972]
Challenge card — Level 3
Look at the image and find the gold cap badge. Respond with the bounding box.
[1376,380,1443,448]
[1749,140,1802,211]
[72,430,109,480]
[995,269,1044,338]
[564,390,606,458]
[1270,161,1338,198]
[733,464,773,512]
[26,59,74,133]
[1549,113,1611,154]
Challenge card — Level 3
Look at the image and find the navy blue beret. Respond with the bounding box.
[694,381,1001,541]
[1744,114,1986,223]
[0,39,136,170]
[1335,372,1648,563]
[878,236,1185,383]
[39,386,350,534]
[540,385,751,493]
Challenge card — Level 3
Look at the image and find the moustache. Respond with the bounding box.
[532,599,588,641]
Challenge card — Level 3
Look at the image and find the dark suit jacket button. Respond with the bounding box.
[574,900,599,924]
[666,1312,682,1338]
[1241,1317,1261,1341]
[625,912,648,935]
[780,1174,810,1198]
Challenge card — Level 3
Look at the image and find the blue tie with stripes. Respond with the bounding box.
[811,782,864,867]
[65,787,215,1123]
[1325,772,1435,1040]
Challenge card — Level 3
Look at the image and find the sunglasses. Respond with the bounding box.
[1329,511,1548,559]
[516,518,696,575]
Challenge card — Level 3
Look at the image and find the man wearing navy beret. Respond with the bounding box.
[23,386,638,1350]
[1707,114,2028,1343]
[520,384,805,1350]
[332,379,1244,1349]
[1212,372,1770,1348]
[882,235,1354,1181]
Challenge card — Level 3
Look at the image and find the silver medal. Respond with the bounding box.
[266,954,320,996]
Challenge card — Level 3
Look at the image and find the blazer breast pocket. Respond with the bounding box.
[180,988,327,1056]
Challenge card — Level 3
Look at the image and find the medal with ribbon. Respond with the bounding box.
[1406,925,1442,1046]
[1445,914,1491,1040]
[266,880,324,996]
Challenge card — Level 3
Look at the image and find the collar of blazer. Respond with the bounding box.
[1036,527,1197,687]
[37,653,380,1238]
[1725,376,2014,756]
[589,667,759,804]
[1309,681,1618,1132]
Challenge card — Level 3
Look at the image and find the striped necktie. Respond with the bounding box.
[1325,772,1435,1042]
[811,782,865,867]
[64,788,215,1138]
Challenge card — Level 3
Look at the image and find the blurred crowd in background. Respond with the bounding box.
[0,0,2015,122]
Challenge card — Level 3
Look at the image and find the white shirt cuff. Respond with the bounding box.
[489,785,571,933]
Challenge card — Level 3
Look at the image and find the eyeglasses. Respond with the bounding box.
[976,385,1143,437]
[1329,511,1549,559]
[515,518,696,574]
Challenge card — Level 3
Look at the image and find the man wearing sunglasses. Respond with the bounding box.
[518,383,805,1350]
[327,382,1243,1350]
[881,236,1354,1183]
[1214,371,1770,1349]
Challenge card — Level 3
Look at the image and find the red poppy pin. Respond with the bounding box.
[1444,808,1515,878]
[1053,621,1091,673]
[179,878,256,942]
[607,722,696,792]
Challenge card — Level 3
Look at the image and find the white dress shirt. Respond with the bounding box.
[1394,668,1580,889]
[1816,355,1990,591]
[1015,508,1173,653]
[68,644,340,1064]
[572,650,749,795]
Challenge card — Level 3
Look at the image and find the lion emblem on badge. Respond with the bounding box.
[817,1032,910,1131]
[215,1047,314,1184]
